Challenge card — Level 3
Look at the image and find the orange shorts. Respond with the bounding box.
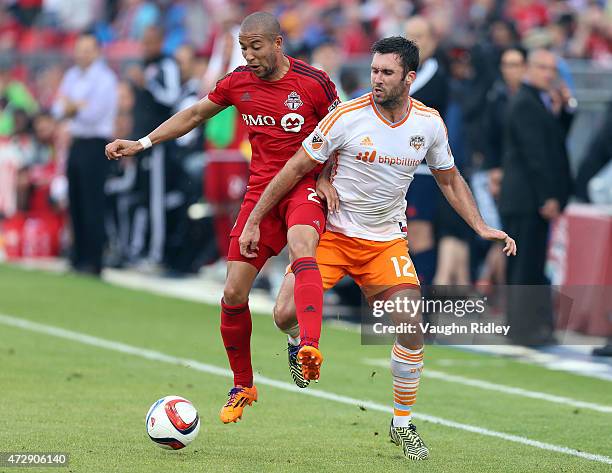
[315,231,420,291]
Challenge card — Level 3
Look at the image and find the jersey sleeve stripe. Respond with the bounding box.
[302,144,324,164]
[293,62,336,100]
[321,101,370,135]
[429,164,455,172]
[293,66,334,102]
[411,102,448,136]
[293,61,335,92]
[319,94,369,124]
[412,101,441,116]
[318,95,370,131]
[411,98,433,110]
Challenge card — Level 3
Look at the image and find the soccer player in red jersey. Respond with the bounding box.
[105,12,339,423]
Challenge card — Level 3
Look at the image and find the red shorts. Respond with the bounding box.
[228,177,326,270]
[204,160,249,203]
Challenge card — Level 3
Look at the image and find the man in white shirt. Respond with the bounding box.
[239,36,516,460]
[53,32,118,275]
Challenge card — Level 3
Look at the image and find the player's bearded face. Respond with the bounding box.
[371,53,410,107]
[373,79,408,107]
[239,33,279,79]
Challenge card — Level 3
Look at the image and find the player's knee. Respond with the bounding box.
[396,333,424,351]
[223,283,249,306]
[288,237,317,261]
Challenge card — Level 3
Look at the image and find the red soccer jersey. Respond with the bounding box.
[207,56,340,194]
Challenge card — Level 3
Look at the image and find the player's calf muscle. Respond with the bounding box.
[273,301,296,330]
[273,276,297,329]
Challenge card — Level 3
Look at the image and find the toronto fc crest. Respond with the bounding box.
[284,91,303,111]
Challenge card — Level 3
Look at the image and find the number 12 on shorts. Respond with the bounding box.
[391,256,415,278]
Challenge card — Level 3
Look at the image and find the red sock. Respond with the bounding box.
[220,299,253,387]
[291,257,323,348]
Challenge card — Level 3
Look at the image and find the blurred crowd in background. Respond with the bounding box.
[0,1,611,340]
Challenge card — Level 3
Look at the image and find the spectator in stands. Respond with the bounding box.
[483,47,527,196]
[32,65,64,110]
[173,44,202,155]
[201,10,242,94]
[29,110,56,166]
[575,101,612,204]
[161,1,189,55]
[474,47,527,290]
[159,44,205,275]
[41,0,102,32]
[339,68,367,100]
[311,41,346,101]
[112,0,160,41]
[575,100,612,358]
[340,4,373,57]
[52,32,118,275]
[10,0,43,27]
[506,0,550,37]
[0,63,38,136]
[403,15,450,285]
[15,111,61,214]
[0,8,21,51]
[127,25,181,265]
[499,48,574,345]
[569,3,612,62]
[104,81,136,269]
[432,45,476,286]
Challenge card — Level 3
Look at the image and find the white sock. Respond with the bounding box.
[282,322,300,345]
[391,343,423,428]
[274,314,300,343]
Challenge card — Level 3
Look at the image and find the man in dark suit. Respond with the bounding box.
[403,16,450,285]
[499,48,574,345]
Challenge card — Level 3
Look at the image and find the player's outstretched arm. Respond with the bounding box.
[239,148,318,258]
[105,98,226,160]
[432,167,517,256]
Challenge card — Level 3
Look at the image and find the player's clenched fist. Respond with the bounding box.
[105,139,143,160]
[239,220,260,259]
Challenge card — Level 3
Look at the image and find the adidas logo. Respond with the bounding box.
[360,136,374,146]
[241,92,252,101]
[304,305,316,313]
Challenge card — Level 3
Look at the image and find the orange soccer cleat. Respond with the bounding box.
[219,385,258,423]
[297,345,324,381]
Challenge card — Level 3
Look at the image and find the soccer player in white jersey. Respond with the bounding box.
[239,37,517,460]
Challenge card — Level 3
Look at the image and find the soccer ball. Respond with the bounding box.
[145,395,200,450]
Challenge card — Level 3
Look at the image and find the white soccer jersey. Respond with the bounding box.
[302,93,455,241]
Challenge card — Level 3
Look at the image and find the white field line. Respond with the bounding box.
[364,358,612,414]
[1,313,611,466]
[11,261,612,383]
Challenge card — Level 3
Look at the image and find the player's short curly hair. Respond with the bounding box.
[371,36,420,78]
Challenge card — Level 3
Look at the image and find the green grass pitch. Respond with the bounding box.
[0,264,610,472]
